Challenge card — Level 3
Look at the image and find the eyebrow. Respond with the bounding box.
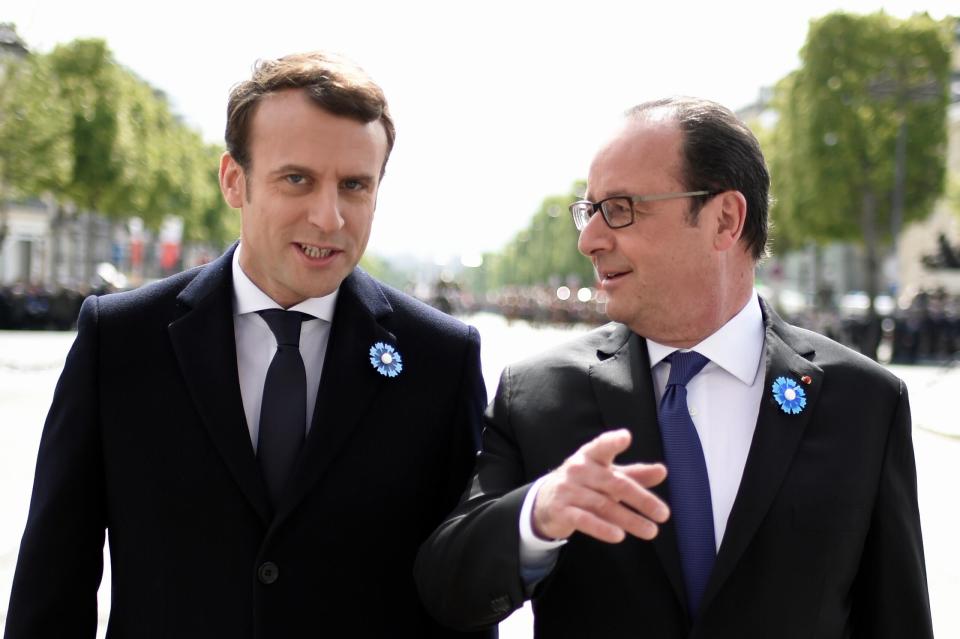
[270,165,377,184]
[270,164,315,178]
[583,189,629,202]
[341,173,377,184]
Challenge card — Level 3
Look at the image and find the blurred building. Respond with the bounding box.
[897,20,960,299]
[0,23,28,59]
[0,24,201,290]
[0,198,116,288]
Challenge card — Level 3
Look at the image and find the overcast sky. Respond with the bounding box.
[5,0,957,263]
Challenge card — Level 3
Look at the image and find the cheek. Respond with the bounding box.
[349,210,375,244]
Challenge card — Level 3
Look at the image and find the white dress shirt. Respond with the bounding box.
[520,293,766,574]
[231,245,338,452]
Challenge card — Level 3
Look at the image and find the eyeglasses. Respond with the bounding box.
[569,191,716,231]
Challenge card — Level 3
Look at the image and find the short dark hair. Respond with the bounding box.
[626,97,770,261]
[225,51,396,177]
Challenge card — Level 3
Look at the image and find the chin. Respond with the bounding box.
[602,301,629,325]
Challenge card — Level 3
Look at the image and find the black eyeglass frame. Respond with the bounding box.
[569,190,718,231]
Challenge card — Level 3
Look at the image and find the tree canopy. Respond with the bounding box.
[767,11,952,358]
[0,30,236,250]
[464,183,595,294]
[770,11,951,250]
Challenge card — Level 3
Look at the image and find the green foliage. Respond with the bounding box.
[47,39,127,215]
[467,182,594,293]
[1,33,236,249]
[945,171,960,225]
[770,11,952,249]
[0,38,71,199]
[359,253,412,290]
[182,144,240,247]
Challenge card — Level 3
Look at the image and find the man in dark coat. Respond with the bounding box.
[416,97,932,638]
[6,51,490,638]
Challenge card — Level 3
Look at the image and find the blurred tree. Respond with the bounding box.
[770,11,951,359]
[49,40,124,210]
[182,144,240,248]
[948,171,960,219]
[471,182,593,293]
[117,71,238,252]
[47,39,138,280]
[0,26,70,256]
[0,34,238,282]
[359,253,412,290]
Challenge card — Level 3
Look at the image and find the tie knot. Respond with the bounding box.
[665,351,710,388]
[258,309,309,347]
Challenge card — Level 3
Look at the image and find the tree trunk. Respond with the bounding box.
[84,209,95,285]
[0,179,10,262]
[0,200,8,259]
[50,203,65,286]
[859,187,881,360]
[811,242,823,310]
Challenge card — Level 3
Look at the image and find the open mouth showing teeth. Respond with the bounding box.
[299,244,334,259]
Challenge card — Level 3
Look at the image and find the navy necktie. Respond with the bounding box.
[257,309,309,506]
[658,350,715,617]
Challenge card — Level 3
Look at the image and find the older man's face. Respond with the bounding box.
[577,118,722,344]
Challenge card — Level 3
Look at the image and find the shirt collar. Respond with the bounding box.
[646,291,764,386]
[231,243,338,321]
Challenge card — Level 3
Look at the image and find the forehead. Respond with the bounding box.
[586,116,684,198]
[247,89,387,170]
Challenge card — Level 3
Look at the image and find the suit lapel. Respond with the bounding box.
[588,325,688,612]
[699,300,824,613]
[272,269,395,526]
[167,245,273,525]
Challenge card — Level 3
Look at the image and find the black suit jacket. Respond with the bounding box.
[6,246,492,638]
[415,300,932,638]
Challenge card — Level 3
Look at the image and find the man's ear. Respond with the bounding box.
[713,190,747,252]
[219,152,246,209]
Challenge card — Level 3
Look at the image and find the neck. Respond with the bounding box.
[653,271,754,349]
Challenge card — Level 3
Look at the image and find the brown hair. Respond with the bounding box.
[626,97,770,261]
[225,51,396,177]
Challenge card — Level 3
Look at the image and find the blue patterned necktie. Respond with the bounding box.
[257,309,309,507]
[658,350,715,617]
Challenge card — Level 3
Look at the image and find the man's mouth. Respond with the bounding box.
[598,268,629,282]
[298,243,335,259]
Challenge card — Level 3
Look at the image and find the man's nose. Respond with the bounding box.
[306,186,345,233]
[577,211,613,258]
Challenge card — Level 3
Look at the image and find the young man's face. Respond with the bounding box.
[220,88,388,307]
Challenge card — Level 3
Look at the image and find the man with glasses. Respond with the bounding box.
[416,97,932,638]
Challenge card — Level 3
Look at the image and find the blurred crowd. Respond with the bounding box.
[887,288,960,364]
[430,283,607,326]
[0,283,110,331]
[434,283,960,366]
[4,280,958,366]
[747,287,960,365]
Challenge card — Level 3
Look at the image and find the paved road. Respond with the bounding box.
[1,318,957,637]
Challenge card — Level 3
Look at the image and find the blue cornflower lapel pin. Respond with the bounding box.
[772,376,807,414]
[369,342,403,378]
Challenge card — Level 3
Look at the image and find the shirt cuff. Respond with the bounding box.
[519,475,567,560]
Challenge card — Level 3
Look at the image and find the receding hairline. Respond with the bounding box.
[587,113,686,191]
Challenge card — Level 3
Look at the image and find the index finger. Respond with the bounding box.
[581,429,632,466]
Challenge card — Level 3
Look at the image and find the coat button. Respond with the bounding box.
[258,561,279,585]
[490,595,511,614]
